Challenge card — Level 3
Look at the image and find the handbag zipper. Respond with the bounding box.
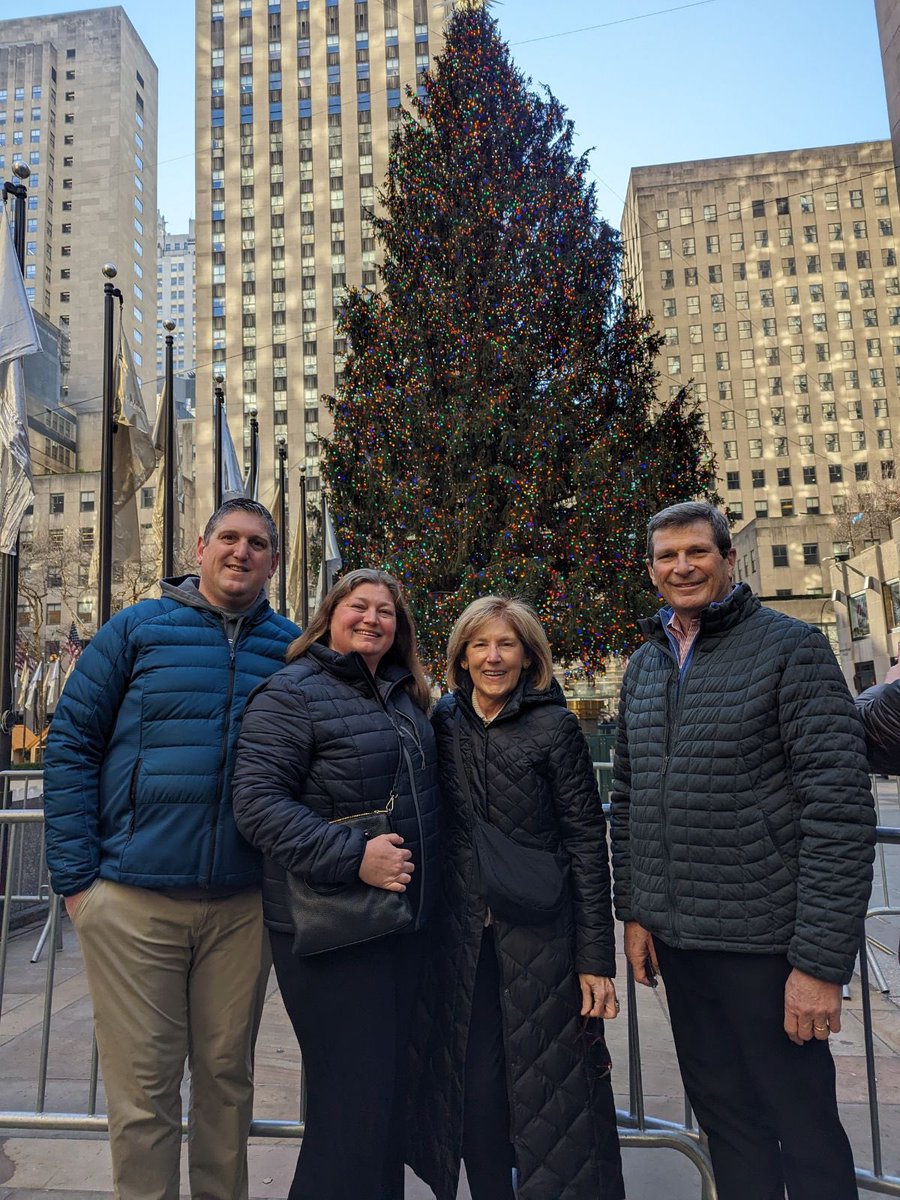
[330,793,396,826]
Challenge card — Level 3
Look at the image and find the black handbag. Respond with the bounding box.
[286,759,413,957]
[452,709,568,926]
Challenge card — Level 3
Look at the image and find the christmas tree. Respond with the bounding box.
[323,2,717,673]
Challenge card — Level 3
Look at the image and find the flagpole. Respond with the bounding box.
[299,467,309,628]
[0,163,30,771]
[99,264,121,629]
[248,409,259,500]
[320,489,327,595]
[276,437,288,616]
[213,375,225,509]
[162,318,176,576]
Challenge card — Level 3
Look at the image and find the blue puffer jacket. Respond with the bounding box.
[232,642,441,933]
[43,580,298,896]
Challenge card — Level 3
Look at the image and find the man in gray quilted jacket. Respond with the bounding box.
[611,501,875,1200]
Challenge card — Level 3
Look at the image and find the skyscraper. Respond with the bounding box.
[0,7,158,417]
[155,213,197,411]
[194,0,446,517]
[621,143,900,532]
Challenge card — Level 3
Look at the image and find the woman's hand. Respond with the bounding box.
[579,973,619,1019]
[359,833,414,892]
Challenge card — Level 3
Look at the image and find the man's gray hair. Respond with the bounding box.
[646,502,731,560]
[202,499,279,555]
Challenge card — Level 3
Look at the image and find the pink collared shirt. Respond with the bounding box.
[665,610,701,668]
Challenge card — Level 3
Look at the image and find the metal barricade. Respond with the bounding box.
[1,780,898,1196]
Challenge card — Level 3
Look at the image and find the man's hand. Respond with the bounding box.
[578,973,619,1019]
[64,890,90,920]
[358,833,414,892]
[784,968,842,1045]
[884,649,900,685]
[624,920,659,987]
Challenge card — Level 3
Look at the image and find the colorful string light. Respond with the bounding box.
[322,4,718,675]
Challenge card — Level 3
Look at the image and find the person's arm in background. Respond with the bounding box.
[855,645,900,775]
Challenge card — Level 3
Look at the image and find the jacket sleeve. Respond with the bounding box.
[855,682,900,774]
[609,672,633,923]
[548,710,616,976]
[232,674,368,885]
[779,628,876,983]
[42,612,140,896]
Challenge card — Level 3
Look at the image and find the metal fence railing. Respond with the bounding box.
[2,769,899,1197]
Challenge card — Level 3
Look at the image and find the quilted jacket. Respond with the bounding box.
[407,677,623,1200]
[611,582,876,984]
[855,681,900,774]
[43,579,298,896]
[231,642,441,933]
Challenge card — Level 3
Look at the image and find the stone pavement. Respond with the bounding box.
[0,779,898,1198]
[0,914,898,1200]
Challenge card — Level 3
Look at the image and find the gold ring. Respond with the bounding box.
[813,1023,829,1032]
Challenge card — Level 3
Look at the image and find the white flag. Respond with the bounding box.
[23,658,43,730]
[44,655,61,712]
[315,496,343,607]
[112,318,157,561]
[0,202,40,554]
[218,403,246,502]
[15,659,32,711]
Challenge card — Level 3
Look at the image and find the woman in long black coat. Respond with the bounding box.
[407,596,624,1200]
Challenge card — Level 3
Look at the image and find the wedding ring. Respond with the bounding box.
[813,1022,829,1032]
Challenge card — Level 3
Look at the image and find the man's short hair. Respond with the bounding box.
[646,502,731,561]
[202,499,279,556]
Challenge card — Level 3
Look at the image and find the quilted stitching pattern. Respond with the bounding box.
[43,595,297,895]
[610,584,876,985]
[407,683,621,1200]
[232,643,441,932]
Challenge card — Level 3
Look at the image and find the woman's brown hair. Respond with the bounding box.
[286,568,431,712]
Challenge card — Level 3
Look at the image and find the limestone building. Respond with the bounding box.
[621,143,900,533]
[194,0,448,517]
[0,7,158,416]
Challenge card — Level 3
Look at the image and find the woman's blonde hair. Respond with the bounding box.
[446,595,554,692]
[286,568,431,712]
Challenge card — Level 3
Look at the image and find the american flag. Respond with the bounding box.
[63,621,83,662]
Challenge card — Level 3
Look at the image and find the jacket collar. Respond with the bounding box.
[305,640,410,696]
[454,671,567,725]
[639,580,759,649]
[159,575,272,627]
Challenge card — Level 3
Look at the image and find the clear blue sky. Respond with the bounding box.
[10,0,892,231]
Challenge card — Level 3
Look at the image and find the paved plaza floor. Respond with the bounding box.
[0,779,899,1198]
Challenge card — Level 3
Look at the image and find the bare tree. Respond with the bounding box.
[832,483,900,555]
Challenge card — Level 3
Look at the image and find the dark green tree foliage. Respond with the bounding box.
[323,4,717,672]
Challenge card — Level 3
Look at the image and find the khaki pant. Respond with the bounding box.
[72,880,269,1200]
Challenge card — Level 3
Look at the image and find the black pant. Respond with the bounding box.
[655,939,858,1200]
[462,928,516,1200]
[270,928,425,1200]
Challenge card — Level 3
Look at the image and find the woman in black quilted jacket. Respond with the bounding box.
[407,596,624,1200]
[232,569,440,1200]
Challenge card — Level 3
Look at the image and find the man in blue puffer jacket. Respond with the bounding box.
[43,498,298,1200]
